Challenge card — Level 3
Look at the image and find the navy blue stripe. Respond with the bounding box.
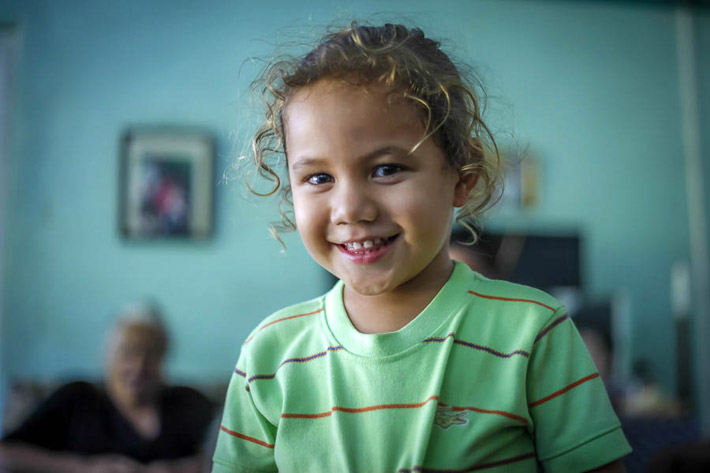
[249,374,276,382]
[247,346,344,384]
[534,314,569,344]
[279,346,344,366]
[281,351,328,364]
[423,333,529,358]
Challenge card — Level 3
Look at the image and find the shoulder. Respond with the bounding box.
[1,382,99,443]
[241,295,326,353]
[47,380,101,403]
[455,265,566,339]
[468,274,561,314]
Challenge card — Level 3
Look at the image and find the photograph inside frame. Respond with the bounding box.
[120,128,214,239]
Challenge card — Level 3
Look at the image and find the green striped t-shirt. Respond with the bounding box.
[213,262,631,472]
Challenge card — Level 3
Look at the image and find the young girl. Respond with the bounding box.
[213,23,631,473]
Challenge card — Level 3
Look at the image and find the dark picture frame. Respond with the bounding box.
[119,128,214,239]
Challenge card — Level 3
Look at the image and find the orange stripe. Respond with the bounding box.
[528,373,600,408]
[468,290,556,312]
[282,395,440,419]
[244,308,324,344]
[443,404,528,424]
[281,396,525,425]
[283,410,334,419]
[399,451,537,472]
[468,452,536,471]
[219,425,274,449]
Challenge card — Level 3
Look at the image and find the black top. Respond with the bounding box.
[3,381,214,464]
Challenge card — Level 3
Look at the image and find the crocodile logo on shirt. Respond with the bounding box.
[434,406,468,429]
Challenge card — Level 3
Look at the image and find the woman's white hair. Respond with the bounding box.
[105,300,170,359]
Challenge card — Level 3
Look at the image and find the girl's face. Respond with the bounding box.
[285,79,470,297]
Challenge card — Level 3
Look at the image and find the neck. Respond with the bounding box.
[343,256,454,334]
[106,381,161,439]
[107,382,154,411]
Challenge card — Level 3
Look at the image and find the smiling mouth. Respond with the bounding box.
[340,235,398,254]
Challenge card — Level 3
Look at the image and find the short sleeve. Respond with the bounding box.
[526,308,631,473]
[212,353,278,473]
[2,382,84,449]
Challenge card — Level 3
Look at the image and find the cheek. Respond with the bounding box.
[407,204,453,247]
[293,193,325,246]
[112,360,133,377]
[292,192,311,230]
[391,184,455,235]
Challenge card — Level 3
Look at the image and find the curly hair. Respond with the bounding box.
[246,21,502,241]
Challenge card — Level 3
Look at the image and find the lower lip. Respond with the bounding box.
[336,238,396,265]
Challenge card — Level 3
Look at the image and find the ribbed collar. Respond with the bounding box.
[324,261,472,358]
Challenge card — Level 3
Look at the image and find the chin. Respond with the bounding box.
[344,276,398,297]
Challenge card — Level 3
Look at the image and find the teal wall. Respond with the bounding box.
[700,12,710,272]
[0,0,702,407]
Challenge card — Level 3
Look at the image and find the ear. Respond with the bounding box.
[453,170,479,208]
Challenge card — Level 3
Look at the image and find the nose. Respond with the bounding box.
[331,180,378,225]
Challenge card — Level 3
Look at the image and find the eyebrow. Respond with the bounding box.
[362,146,411,161]
[289,157,324,173]
[290,146,412,172]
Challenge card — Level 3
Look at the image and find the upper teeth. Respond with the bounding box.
[347,238,382,250]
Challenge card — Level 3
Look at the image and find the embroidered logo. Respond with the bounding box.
[434,406,468,429]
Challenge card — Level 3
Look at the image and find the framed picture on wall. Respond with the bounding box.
[499,148,541,210]
[119,128,215,239]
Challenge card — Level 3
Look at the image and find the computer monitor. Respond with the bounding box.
[450,229,582,291]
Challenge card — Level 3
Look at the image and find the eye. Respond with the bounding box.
[306,173,334,185]
[373,164,404,178]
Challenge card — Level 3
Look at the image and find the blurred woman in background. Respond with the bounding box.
[0,303,215,473]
